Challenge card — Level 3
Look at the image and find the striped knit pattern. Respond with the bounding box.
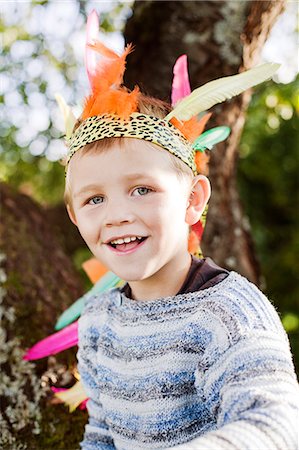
[77,272,299,450]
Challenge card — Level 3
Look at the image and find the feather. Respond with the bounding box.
[190,113,212,139]
[51,387,66,393]
[85,9,99,86]
[83,86,139,120]
[50,387,87,410]
[82,257,108,284]
[79,398,88,410]
[171,55,191,107]
[81,42,139,120]
[195,151,210,175]
[88,42,133,91]
[23,321,78,361]
[54,298,84,331]
[89,40,121,60]
[188,230,200,254]
[55,94,77,139]
[165,63,280,122]
[191,220,204,241]
[170,112,212,142]
[54,380,88,412]
[55,271,123,330]
[193,126,231,151]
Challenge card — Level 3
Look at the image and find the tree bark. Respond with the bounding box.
[124,0,286,284]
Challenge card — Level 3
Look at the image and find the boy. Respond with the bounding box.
[63,34,299,450]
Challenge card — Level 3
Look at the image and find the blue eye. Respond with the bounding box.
[88,196,104,205]
[134,187,152,196]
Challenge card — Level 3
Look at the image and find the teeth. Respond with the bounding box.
[110,236,141,245]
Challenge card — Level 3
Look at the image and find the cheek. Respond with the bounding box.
[147,197,188,234]
[76,211,101,241]
[159,193,188,220]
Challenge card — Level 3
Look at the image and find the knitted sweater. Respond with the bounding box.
[77,272,299,450]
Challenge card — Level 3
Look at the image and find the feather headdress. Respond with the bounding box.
[56,10,279,173]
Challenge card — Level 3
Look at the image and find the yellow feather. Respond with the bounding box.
[165,63,280,122]
[54,380,87,413]
[55,94,77,140]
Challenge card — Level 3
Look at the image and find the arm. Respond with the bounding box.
[168,331,299,450]
[77,316,116,450]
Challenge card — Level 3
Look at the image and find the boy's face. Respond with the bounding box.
[67,139,204,288]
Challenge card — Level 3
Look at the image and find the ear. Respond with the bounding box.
[185,175,211,226]
[66,204,78,226]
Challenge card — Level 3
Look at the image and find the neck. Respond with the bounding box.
[128,252,192,301]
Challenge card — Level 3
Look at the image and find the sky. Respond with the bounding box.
[1,0,298,162]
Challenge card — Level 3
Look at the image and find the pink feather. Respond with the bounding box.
[51,387,67,393]
[79,399,88,410]
[171,55,191,107]
[23,321,78,361]
[85,9,100,86]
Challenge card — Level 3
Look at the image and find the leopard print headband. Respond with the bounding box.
[67,113,197,173]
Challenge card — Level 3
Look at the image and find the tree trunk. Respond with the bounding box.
[124,0,286,284]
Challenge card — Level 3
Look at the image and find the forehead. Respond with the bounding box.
[68,138,178,183]
[66,138,190,197]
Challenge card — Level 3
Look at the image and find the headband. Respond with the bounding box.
[67,113,197,173]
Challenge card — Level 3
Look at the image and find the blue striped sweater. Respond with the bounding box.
[77,271,299,450]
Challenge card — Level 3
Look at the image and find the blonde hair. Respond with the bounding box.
[65,94,194,209]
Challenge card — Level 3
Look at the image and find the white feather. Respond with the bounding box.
[55,94,77,140]
[165,63,280,122]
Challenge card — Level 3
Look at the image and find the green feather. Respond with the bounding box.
[55,271,122,330]
[165,63,280,122]
[193,126,231,152]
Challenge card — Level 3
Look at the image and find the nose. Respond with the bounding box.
[104,198,135,227]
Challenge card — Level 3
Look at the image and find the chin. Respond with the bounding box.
[103,262,155,283]
[113,269,149,283]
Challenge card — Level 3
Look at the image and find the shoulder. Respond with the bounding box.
[191,273,294,373]
[194,271,287,342]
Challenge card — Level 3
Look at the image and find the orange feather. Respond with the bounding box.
[82,42,139,120]
[82,258,108,284]
[195,151,210,175]
[188,230,200,254]
[82,86,139,120]
[88,43,133,90]
[170,113,212,142]
[82,94,95,120]
[88,41,120,59]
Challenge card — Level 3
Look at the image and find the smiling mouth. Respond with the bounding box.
[106,236,148,252]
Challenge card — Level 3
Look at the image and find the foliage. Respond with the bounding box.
[238,76,299,372]
[0,253,46,450]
